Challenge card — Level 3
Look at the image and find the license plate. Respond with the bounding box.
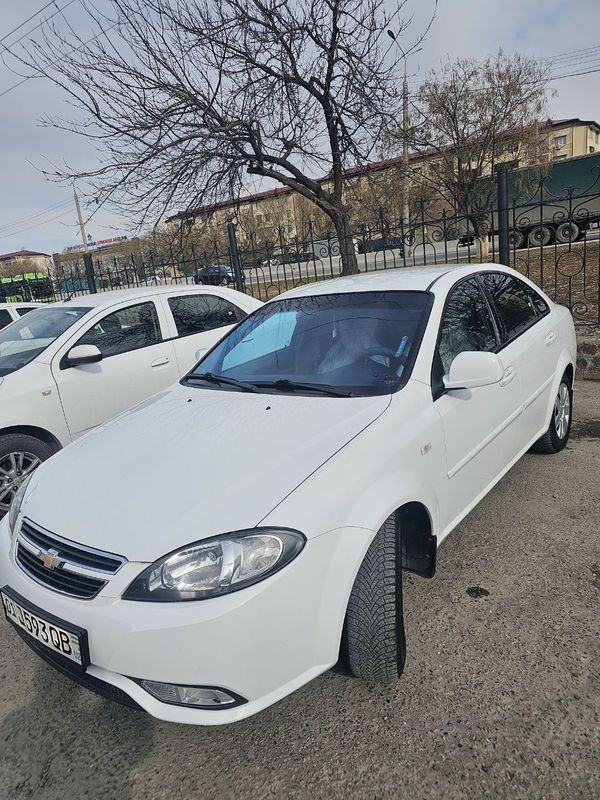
[1,588,87,667]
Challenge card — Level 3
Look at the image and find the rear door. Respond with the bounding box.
[52,298,179,437]
[433,276,524,531]
[161,291,249,373]
[481,272,555,442]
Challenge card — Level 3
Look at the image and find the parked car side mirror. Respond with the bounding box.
[66,344,103,368]
[443,351,504,391]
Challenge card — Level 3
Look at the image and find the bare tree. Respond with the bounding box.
[18,0,434,275]
[406,51,550,258]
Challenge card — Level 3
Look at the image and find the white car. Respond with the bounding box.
[0,285,261,514]
[0,264,576,725]
[0,302,41,330]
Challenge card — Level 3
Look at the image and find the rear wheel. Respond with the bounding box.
[555,221,580,244]
[508,229,525,249]
[528,225,553,247]
[343,513,406,683]
[0,434,53,516]
[530,376,572,454]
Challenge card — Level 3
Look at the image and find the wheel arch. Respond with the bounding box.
[397,501,437,579]
[0,425,62,454]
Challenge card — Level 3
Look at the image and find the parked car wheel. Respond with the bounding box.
[0,434,54,516]
[530,375,572,454]
[343,512,406,683]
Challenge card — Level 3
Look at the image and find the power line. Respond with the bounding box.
[0,208,75,240]
[0,19,118,99]
[0,0,77,53]
[0,199,72,234]
[0,1,60,44]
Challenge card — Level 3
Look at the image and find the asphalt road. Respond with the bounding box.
[0,382,599,800]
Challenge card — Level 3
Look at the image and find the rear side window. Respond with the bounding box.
[16,307,34,317]
[482,273,538,340]
[0,309,12,329]
[78,302,162,357]
[168,294,245,337]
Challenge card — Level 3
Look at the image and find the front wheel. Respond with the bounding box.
[530,376,572,454]
[342,513,406,683]
[0,434,54,516]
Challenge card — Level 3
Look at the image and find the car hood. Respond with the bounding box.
[23,383,390,561]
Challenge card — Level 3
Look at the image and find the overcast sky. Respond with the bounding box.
[0,0,598,256]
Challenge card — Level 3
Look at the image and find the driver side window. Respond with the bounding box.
[437,278,498,375]
[77,302,162,358]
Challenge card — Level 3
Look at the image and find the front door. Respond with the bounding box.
[433,276,524,533]
[52,300,179,437]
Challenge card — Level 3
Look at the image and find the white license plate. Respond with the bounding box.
[1,590,84,666]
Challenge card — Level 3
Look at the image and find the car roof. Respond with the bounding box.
[0,301,42,309]
[277,263,505,299]
[48,283,243,309]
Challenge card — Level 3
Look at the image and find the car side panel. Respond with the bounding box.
[0,361,71,446]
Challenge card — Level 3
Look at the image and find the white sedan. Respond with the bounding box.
[0,264,576,725]
[0,285,261,514]
[0,302,41,330]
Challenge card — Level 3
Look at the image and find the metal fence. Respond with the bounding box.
[2,168,599,324]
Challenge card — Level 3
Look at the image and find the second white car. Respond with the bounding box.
[0,285,261,514]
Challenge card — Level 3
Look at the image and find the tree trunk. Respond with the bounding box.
[332,210,359,275]
[478,232,490,260]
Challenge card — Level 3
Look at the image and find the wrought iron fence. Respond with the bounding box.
[2,167,599,324]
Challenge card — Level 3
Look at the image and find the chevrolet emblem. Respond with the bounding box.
[39,549,61,571]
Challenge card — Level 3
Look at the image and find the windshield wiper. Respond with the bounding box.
[252,379,352,397]
[184,372,258,392]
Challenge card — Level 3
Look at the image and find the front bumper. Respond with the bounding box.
[0,516,373,725]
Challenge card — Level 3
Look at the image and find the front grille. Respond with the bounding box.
[15,518,127,600]
[13,626,143,712]
[20,519,125,573]
[16,543,106,599]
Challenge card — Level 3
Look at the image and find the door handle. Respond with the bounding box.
[151,357,170,367]
[499,366,516,387]
[545,331,557,346]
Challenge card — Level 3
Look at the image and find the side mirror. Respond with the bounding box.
[66,344,103,367]
[443,351,504,391]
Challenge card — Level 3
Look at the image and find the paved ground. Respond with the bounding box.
[0,382,599,800]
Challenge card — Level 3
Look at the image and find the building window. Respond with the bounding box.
[554,135,567,149]
[554,154,567,161]
[590,146,596,153]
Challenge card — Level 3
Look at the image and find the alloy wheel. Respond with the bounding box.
[0,451,41,513]
[554,383,571,440]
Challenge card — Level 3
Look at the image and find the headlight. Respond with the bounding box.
[8,475,32,536]
[123,528,305,602]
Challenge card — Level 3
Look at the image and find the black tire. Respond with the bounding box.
[0,434,54,517]
[343,513,406,683]
[555,221,580,244]
[528,225,553,247]
[530,375,573,454]
[508,229,525,250]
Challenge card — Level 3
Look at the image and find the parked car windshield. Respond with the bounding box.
[188,291,431,396]
[0,306,91,376]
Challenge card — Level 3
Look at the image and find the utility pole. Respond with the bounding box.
[73,183,88,252]
[73,183,96,293]
[402,66,410,225]
[386,32,421,232]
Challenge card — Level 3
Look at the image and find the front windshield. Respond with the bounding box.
[0,306,91,376]
[190,291,431,396]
